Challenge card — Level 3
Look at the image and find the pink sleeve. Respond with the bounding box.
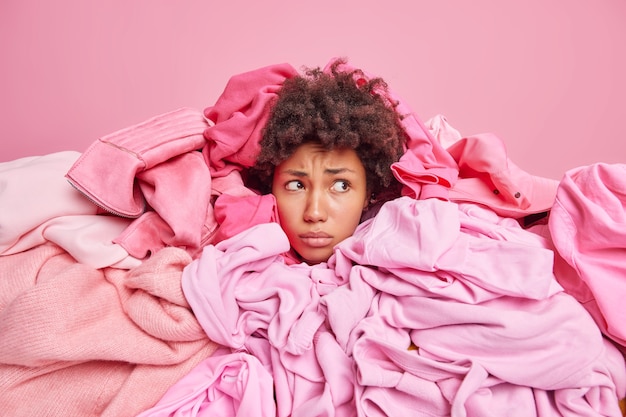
[66,107,208,217]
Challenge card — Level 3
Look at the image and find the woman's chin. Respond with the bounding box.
[296,247,333,265]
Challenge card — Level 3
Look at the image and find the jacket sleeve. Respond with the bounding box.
[65,107,209,218]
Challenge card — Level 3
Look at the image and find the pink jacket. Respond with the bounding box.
[446,133,559,218]
[65,108,215,258]
[65,62,296,259]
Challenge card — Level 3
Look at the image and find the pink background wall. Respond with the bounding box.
[1,0,625,180]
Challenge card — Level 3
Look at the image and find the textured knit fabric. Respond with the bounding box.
[0,244,219,417]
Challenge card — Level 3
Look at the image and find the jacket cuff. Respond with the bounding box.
[66,139,146,217]
[65,108,208,218]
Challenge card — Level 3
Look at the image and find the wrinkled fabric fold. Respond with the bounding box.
[181,197,625,417]
[549,162,626,352]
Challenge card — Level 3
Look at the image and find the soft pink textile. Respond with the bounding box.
[0,151,139,268]
[182,198,625,417]
[549,163,626,351]
[447,133,559,218]
[202,62,299,177]
[421,114,559,220]
[0,243,219,417]
[64,108,216,259]
[136,350,276,417]
[425,113,463,149]
[0,151,97,245]
[113,151,215,259]
[66,107,209,218]
[212,193,278,243]
[63,65,298,260]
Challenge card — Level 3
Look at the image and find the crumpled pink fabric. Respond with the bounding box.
[64,107,216,259]
[202,62,299,177]
[63,64,299,260]
[113,151,215,259]
[136,350,276,417]
[549,162,626,352]
[182,197,626,417]
[0,151,139,268]
[425,113,463,149]
[212,193,279,244]
[447,133,559,218]
[66,107,209,218]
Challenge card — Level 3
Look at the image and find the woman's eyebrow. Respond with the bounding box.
[325,167,356,175]
[282,169,308,177]
[281,167,356,176]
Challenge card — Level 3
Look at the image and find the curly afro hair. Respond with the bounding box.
[248,59,407,200]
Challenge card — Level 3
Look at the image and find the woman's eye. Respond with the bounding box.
[285,180,304,191]
[331,180,350,193]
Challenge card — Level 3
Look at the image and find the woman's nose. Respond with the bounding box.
[303,190,328,222]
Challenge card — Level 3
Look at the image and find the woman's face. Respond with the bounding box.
[272,142,369,264]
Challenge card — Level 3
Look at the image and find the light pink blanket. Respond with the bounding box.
[0,243,218,417]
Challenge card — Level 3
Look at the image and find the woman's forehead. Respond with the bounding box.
[277,143,364,171]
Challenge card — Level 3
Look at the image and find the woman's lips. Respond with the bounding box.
[299,232,333,248]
